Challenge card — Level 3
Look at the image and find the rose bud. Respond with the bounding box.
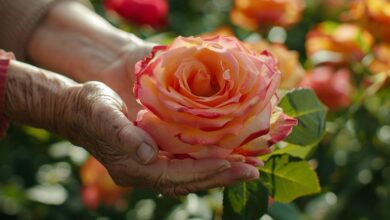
[134,36,297,159]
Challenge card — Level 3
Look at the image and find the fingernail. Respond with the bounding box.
[217,161,231,172]
[137,143,156,164]
[244,169,259,180]
[252,159,264,168]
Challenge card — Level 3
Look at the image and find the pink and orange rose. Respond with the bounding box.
[230,0,305,30]
[134,36,297,159]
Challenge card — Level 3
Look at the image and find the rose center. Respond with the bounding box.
[188,70,220,97]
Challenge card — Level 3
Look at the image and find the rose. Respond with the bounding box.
[230,0,305,30]
[347,0,390,41]
[104,0,168,28]
[80,156,130,209]
[306,22,374,65]
[301,66,352,111]
[134,36,297,159]
[200,31,304,89]
[245,41,304,89]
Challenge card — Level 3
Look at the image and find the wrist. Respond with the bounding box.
[27,1,147,82]
[4,60,77,132]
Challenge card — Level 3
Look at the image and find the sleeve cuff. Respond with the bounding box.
[0,50,15,137]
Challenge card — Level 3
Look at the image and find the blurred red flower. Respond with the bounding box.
[104,0,168,28]
[301,66,352,111]
[230,0,304,30]
[80,156,130,210]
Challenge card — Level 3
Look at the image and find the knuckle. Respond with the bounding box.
[116,124,142,149]
[153,171,175,188]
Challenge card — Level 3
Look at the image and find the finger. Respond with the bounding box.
[142,157,232,188]
[116,122,159,164]
[161,162,259,197]
[225,154,246,162]
[244,157,264,167]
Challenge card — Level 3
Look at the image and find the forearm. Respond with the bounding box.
[4,60,77,133]
[27,1,145,82]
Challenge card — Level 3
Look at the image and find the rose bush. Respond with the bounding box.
[230,0,304,30]
[134,36,297,159]
[104,0,168,28]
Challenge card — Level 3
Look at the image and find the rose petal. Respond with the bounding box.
[218,103,273,149]
[136,110,204,154]
[235,107,297,156]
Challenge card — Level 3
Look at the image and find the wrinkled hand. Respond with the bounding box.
[96,39,154,121]
[63,82,261,197]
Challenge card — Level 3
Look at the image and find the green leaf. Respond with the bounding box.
[222,180,268,220]
[260,143,315,161]
[279,88,327,146]
[260,155,321,203]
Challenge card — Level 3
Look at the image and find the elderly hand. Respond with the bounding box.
[5,60,261,197]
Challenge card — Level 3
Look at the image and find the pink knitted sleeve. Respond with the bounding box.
[0,50,15,136]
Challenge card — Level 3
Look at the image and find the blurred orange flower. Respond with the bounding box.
[347,0,390,41]
[80,156,130,210]
[230,0,304,30]
[200,27,235,37]
[369,43,390,74]
[306,22,374,65]
[301,66,352,111]
[245,40,304,89]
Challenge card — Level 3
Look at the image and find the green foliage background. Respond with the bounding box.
[0,0,389,220]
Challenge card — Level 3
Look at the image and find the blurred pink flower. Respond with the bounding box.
[301,66,352,111]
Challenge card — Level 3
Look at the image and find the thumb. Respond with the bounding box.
[115,121,159,165]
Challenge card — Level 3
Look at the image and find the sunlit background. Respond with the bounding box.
[1,0,389,219]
